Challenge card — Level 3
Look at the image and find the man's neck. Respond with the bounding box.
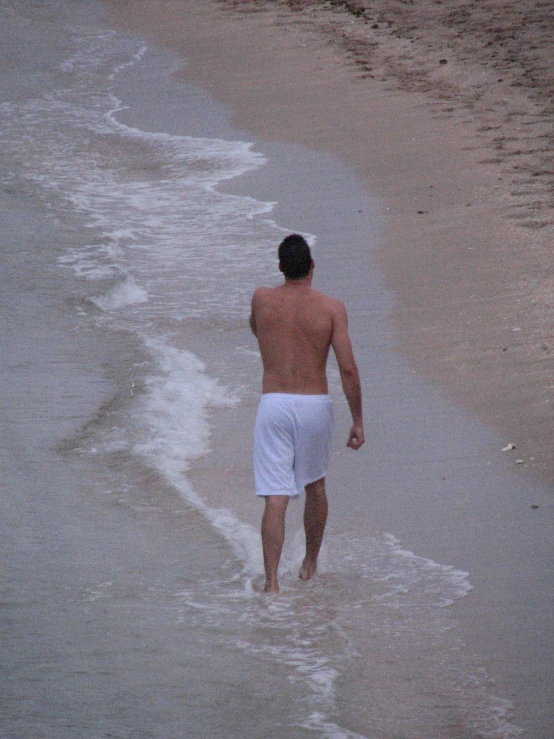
[283,274,312,287]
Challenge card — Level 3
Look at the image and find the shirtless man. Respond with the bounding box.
[250,233,364,593]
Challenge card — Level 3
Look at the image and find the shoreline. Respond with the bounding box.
[103,0,554,488]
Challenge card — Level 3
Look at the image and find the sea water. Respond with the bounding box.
[0,1,535,736]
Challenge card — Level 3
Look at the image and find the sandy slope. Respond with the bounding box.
[219,0,554,487]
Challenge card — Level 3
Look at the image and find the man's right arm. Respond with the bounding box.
[330,301,365,450]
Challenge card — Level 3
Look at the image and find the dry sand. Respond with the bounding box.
[104,0,553,489]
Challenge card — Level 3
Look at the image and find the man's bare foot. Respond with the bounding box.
[263,581,279,594]
[299,557,317,581]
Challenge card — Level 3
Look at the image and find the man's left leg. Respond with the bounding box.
[299,477,328,581]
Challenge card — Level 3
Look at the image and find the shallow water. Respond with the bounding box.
[1,1,552,737]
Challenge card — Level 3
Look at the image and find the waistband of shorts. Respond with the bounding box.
[260,393,332,402]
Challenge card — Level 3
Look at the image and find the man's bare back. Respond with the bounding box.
[250,281,335,395]
[250,272,363,448]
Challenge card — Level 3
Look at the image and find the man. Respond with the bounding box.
[250,233,364,593]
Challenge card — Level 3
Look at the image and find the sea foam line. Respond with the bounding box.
[132,337,263,574]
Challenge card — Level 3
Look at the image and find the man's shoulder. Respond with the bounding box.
[251,285,277,304]
[253,285,274,293]
[310,289,346,313]
[252,285,346,316]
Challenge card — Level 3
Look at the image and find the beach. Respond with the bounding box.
[1,0,553,737]
[106,0,554,485]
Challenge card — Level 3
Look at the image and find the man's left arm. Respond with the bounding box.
[330,301,365,450]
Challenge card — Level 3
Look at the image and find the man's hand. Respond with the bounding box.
[347,423,365,450]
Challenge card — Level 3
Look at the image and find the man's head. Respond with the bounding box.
[278,234,313,280]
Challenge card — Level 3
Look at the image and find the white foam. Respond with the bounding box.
[131,337,263,573]
[134,337,235,465]
[327,531,472,611]
[91,275,148,310]
[300,713,374,739]
[0,27,277,571]
[0,34,287,320]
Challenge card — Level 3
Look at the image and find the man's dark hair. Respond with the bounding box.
[278,234,312,279]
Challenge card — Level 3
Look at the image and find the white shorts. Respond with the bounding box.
[254,393,334,498]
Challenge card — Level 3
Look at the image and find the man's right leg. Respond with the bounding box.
[261,495,289,593]
[300,477,328,581]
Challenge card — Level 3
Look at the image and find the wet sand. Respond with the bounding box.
[105,0,554,487]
